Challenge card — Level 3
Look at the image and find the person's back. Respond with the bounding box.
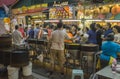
[87,23,97,44]
[50,22,70,76]
[19,24,25,37]
[34,24,40,39]
[100,41,120,60]
[87,29,97,44]
[12,25,23,44]
[100,33,120,68]
[103,23,113,38]
[51,29,67,50]
[29,27,34,39]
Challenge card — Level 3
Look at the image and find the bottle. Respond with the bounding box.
[112,59,117,73]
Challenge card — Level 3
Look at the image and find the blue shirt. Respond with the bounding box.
[100,41,120,61]
[87,30,97,44]
[27,29,34,39]
[34,28,39,39]
[104,29,113,38]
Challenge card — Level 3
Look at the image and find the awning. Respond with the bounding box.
[0,0,18,7]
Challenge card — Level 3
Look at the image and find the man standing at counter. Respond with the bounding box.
[12,25,23,45]
[49,22,70,77]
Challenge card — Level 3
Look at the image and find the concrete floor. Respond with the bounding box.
[32,73,49,79]
[0,72,48,79]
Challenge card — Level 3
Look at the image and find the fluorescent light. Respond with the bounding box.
[34,19,103,23]
[34,20,42,23]
[62,20,81,22]
[105,20,120,22]
[44,20,59,22]
[86,20,103,22]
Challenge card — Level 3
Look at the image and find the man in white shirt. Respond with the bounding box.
[50,22,70,76]
[12,25,23,45]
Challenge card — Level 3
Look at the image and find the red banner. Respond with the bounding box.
[0,0,17,7]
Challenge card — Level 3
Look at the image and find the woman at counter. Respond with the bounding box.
[100,33,120,68]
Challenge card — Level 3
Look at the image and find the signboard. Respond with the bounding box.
[49,6,74,19]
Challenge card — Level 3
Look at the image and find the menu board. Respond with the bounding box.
[49,6,73,19]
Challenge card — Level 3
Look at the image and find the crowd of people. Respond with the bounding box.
[12,22,120,46]
[11,21,120,76]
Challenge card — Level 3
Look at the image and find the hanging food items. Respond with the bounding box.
[21,6,27,13]
[63,6,69,13]
[94,8,100,14]
[93,8,100,19]
[85,10,89,16]
[101,6,110,14]
[111,4,120,15]
[3,17,11,32]
[116,5,120,14]
[35,4,41,12]
[49,8,56,19]
[69,6,73,19]
[77,10,84,19]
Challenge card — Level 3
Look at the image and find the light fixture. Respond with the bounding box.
[105,20,120,22]
[44,20,59,22]
[34,20,42,23]
[62,20,81,22]
[86,19,103,22]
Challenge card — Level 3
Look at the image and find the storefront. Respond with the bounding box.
[12,3,48,26]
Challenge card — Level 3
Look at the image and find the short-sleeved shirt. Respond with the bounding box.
[104,29,113,38]
[87,30,97,44]
[19,28,25,37]
[34,28,39,39]
[12,30,23,44]
[50,29,69,50]
[114,33,120,43]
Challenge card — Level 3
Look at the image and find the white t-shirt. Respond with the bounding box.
[50,29,69,50]
[12,30,23,45]
[114,33,120,43]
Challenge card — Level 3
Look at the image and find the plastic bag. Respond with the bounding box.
[37,54,43,62]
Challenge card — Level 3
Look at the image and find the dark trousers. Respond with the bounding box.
[100,59,109,69]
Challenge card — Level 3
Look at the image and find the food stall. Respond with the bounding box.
[12,3,48,26]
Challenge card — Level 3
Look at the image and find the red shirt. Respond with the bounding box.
[19,28,25,37]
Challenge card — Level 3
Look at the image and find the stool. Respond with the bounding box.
[72,69,84,79]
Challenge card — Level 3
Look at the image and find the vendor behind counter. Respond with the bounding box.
[64,26,73,43]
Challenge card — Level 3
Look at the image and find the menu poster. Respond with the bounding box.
[49,6,73,19]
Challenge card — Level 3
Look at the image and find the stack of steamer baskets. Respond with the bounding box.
[10,45,29,67]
